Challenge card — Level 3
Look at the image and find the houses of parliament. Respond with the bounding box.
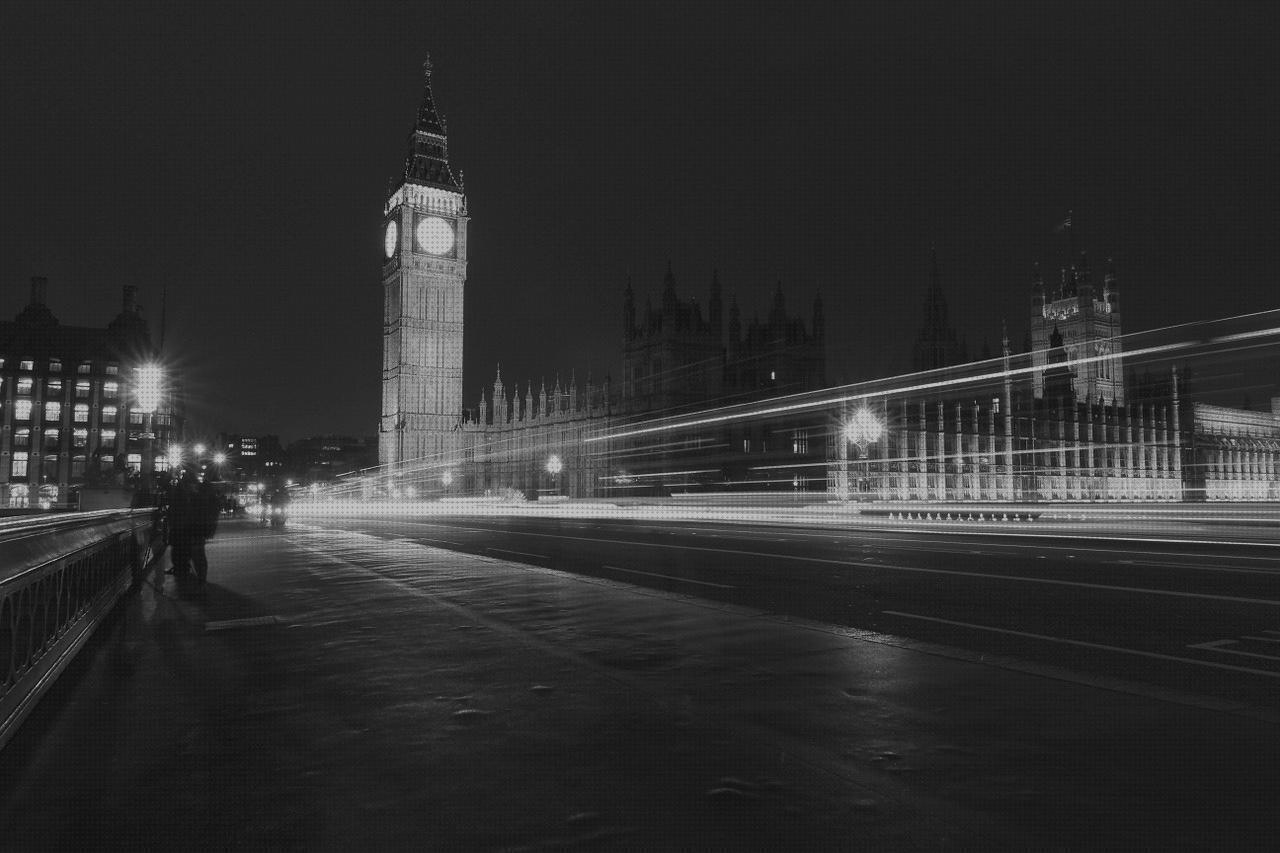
[379,60,1279,503]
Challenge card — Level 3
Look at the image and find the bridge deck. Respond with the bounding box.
[2,519,1278,849]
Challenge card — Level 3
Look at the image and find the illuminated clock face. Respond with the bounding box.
[415,216,455,255]
[383,220,398,259]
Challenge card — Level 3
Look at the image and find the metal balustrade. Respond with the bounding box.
[0,509,161,751]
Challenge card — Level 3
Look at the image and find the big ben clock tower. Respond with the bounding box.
[380,56,469,470]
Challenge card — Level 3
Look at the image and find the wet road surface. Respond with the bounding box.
[2,518,1278,849]
[320,510,1280,712]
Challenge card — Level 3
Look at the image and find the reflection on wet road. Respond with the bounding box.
[310,511,1280,711]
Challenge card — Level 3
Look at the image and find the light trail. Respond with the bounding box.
[300,512,1280,600]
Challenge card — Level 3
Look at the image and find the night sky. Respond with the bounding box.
[3,1,1277,443]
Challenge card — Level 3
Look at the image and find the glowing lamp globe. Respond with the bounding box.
[844,407,883,448]
[135,364,163,414]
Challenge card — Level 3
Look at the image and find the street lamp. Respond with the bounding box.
[134,363,164,487]
[546,454,563,497]
[843,406,883,499]
[442,470,454,488]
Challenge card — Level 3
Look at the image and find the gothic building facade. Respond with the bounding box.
[379,56,469,472]
[460,265,828,498]
[378,60,829,498]
[1028,218,1124,405]
[379,61,1276,504]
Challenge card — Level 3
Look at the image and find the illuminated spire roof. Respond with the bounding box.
[403,55,460,192]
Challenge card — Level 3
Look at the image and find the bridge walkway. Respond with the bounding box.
[2,518,1278,849]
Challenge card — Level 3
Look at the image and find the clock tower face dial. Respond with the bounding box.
[415,215,456,256]
[383,220,399,259]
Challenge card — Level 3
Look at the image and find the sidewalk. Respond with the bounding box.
[2,519,1278,850]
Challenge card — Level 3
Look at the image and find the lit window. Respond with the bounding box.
[17,378,33,395]
[12,452,29,478]
[128,411,143,425]
[46,380,63,396]
[74,404,89,423]
[100,429,117,446]
[20,359,34,371]
[15,400,32,421]
[102,405,118,424]
[44,429,60,450]
[792,430,809,454]
[44,401,61,421]
[77,363,91,374]
[103,381,118,398]
[105,364,119,375]
[743,438,750,453]
[770,370,777,381]
[126,453,141,472]
[73,428,88,448]
[15,428,31,448]
[76,381,91,399]
[49,361,62,372]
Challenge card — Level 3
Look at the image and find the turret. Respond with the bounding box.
[727,295,742,350]
[709,269,723,340]
[1104,257,1119,310]
[492,365,507,423]
[1031,262,1045,316]
[662,261,678,314]
[623,277,636,340]
[768,281,786,330]
[1076,251,1094,303]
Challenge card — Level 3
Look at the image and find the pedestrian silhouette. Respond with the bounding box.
[166,467,221,583]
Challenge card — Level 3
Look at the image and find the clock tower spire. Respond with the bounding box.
[380,57,470,471]
[403,54,461,191]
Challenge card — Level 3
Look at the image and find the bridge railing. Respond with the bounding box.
[0,509,161,750]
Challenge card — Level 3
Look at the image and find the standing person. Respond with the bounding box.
[165,469,198,576]
[189,470,221,582]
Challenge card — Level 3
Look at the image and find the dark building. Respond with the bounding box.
[1,278,182,509]
[288,435,377,484]
[911,248,965,373]
[218,433,287,484]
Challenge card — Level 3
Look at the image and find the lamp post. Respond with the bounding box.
[843,405,883,500]
[442,470,454,495]
[546,453,563,497]
[134,363,163,489]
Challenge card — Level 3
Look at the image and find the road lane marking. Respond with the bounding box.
[424,538,467,548]
[883,611,1280,678]
[486,547,549,562]
[205,616,282,631]
[601,564,736,589]
[373,521,1280,606]
[397,517,1280,570]
[1187,639,1280,662]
